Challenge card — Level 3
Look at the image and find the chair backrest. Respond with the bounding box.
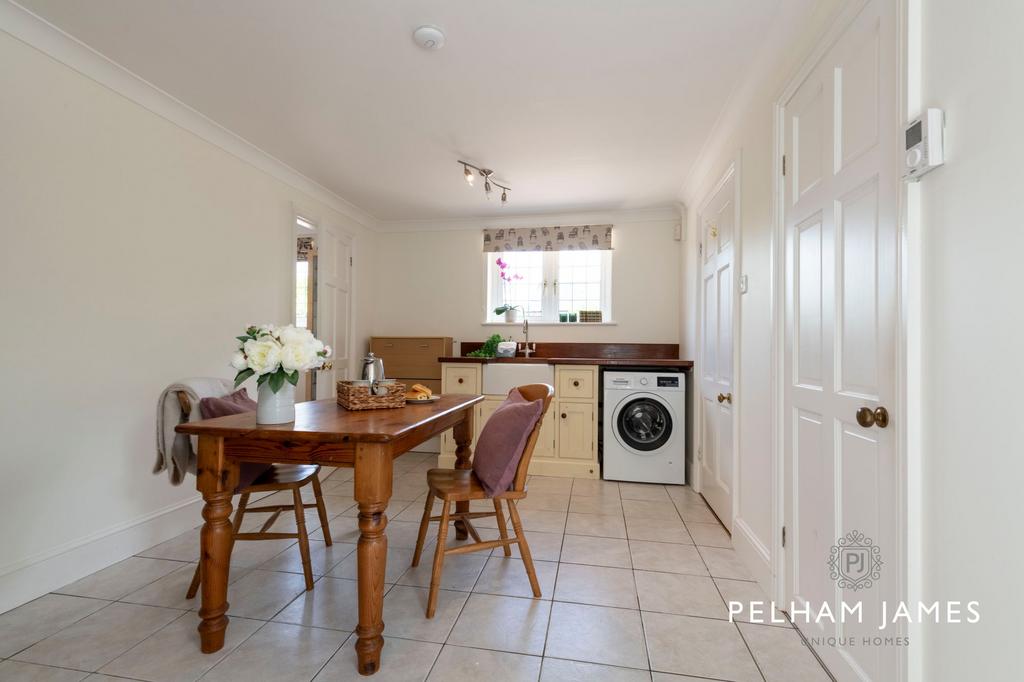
[510,383,555,493]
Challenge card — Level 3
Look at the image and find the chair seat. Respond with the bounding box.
[426,468,525,502]
[242,463,321,492]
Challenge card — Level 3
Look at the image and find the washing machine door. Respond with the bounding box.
[612,393,674,454]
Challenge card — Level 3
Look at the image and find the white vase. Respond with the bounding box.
[504,308,519,323]
[257,381,296,424]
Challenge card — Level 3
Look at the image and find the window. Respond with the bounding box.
[487,251,612,322]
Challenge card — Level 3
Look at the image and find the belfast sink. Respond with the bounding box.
[481,362,555,395]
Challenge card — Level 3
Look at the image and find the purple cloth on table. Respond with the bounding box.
[198,388,271,491]
[472,388,544,497]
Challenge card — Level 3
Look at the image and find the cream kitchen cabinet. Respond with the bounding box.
[438,362,598,478]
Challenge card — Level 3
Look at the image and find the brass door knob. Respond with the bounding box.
[717,393,733,404]
[717,393,725,403]
[856,406,890,428]
[573,380,580,387]
[457,378,464,384]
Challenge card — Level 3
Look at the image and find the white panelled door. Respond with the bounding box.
[699,167,736,530]
[782,1,899,680]
[316,223,353,398]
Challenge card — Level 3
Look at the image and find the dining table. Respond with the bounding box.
[176,393,484,676]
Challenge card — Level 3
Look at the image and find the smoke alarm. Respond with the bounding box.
[413,25,445,50]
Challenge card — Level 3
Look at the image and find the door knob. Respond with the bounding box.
[717,393,733,404]
[561,412,567,419]
[717,393,725,403]
[856,406,890,428]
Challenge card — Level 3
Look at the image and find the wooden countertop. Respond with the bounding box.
[439,356,693,369]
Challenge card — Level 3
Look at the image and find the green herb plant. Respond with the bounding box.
[466,333,504,358]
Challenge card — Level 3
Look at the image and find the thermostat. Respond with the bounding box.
[903,108,944,181]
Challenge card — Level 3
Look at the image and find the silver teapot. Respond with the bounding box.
[360,352,385,383]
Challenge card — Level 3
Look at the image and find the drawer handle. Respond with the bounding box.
[458,378,464,384]
[418,344,429,349]
[573,380,580,387]
[561,412,567,419]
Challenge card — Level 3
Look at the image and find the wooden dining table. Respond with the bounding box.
[176,393,483,676]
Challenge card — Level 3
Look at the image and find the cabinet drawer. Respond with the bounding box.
[371,337,447,379]
[557,367,597,400]
[443,365,481,394]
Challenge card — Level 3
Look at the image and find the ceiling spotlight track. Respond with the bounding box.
[459,160,511,204]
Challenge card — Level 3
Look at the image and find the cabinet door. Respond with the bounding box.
[557,401,595,461]
[477,397,504,441]
[533,404,557,460]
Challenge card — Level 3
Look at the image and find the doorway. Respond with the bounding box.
[776,0,902,679]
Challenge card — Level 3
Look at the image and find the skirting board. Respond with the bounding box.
[732,516,774,595]
[0,496,203,614]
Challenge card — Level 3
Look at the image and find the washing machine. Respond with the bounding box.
[602,370,686,484]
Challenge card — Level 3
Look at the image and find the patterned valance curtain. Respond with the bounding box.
[483,224,613,252]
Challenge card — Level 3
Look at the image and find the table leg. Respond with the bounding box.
[195,435,238,654]
[452,408,475,540]
[354,442,393,675]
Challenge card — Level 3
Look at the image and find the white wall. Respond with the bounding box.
[372,217,682,346]
[0,30,376,611]
[679,0,842,589]
[916,1,1024,678]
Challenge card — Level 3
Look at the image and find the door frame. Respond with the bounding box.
[769,0,916,680]
[693,156,742,527]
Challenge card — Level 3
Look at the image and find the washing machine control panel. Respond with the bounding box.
[657,376,679,387]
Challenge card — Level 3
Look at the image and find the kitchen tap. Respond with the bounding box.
[520,319,536,358]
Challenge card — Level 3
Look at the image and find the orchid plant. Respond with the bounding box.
[493,256,524,316]
[231,324,332,393]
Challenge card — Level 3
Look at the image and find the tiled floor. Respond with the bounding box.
[0,453,832,681]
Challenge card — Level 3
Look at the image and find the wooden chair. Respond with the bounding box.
[177,392,332,595]
[411,383,554,617]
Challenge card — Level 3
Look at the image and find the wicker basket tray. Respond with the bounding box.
[336,381,407,410]
[579,310,603,323]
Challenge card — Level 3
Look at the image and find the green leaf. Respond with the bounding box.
[269,370,285,393]
[287,370,300,386]
[233,368,254,387]
[236,335,251,343]
[257,373,269,386]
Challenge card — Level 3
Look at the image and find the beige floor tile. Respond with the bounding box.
[634,571,727,619]
[554,563,638,609]
[14,603,181,672]
[697,547,752,580]
[397,553,487,592]
[58,557,184,601]
[121,563,198,611]
[312,518,426,549]
[202,621,347,682]
[569,495,624,515]
[738,622,830,681]
[225,569,308,620]
[427,645,542,682]
[570,479,621,498]
[320,480,354,497]
[685,522,732,548]
[391,499,434,524]
[473,557,558,599]
[448,593,550,655]
[618,483,671,502]
[525,476,574,495]
[665,486,702,505]
[273,577,360,631]
[650,674,717,681]
[714,578,789,626]
[258,540,357,576]
[642,612,760,682]
[99,612,261,682]
[545,602,648,669]
[517,493,571,512]
[238,508,322,535]
[629,541,708,576]
[327,544,416,584]
[565,513,627,539]
[560,534,632,568]
[137,528,201,562]
[0,593,109,658]
[0,660,89,681]
[540,658,652,682]
[475,508,567,534]
[621,500,681,521]
[318,494,358,517]
[314,634,440,682]
[380,585,468,643]
[625,518,692,545]
[490,529,563,562]
[229,538,298,569]
[674,503,718,524]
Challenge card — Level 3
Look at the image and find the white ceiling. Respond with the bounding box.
[18,0,786,222]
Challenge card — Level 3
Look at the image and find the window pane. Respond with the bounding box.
[295,261,309,328]
[558,251,604,315]
[491,252,544,317]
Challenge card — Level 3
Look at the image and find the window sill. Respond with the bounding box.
[481,321,618,327]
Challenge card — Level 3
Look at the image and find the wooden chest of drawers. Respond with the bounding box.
[369,336,453,395]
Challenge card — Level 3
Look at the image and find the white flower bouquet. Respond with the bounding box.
[231,324,332,394]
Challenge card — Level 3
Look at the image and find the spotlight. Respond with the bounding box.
[463,164,474,186]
